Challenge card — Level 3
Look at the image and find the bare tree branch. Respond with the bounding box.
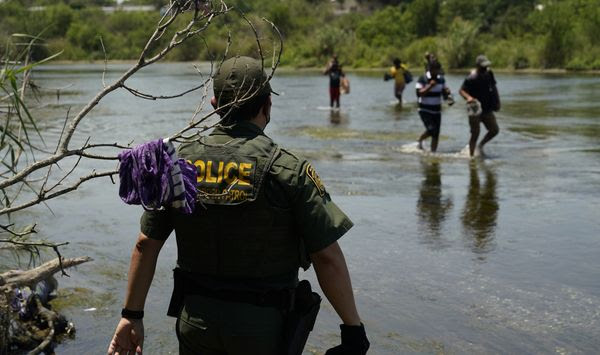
[0,1,232,193]
[0,169,117,215]
[0,223,36,237]
[100,36,108,89]
[122,80,210,101]
[0,2,285,282]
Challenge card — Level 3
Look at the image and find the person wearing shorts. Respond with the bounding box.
[324,55,345,108]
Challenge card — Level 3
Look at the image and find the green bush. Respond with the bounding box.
[528,2,575,68]
[440,17,479,68]
[590,59,600,70]
[566,58,589,71]
[402,37,439,70]
[482,37,539,70]
[356,6,412,49]
[404,0,439,38]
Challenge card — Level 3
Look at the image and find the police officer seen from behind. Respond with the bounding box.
[107,56,369,355]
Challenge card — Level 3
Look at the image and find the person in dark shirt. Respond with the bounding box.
[459,55,501,157]
[323,55,345,109]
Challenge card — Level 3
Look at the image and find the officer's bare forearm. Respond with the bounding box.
[123,233,164,311]
[311,241,361,326]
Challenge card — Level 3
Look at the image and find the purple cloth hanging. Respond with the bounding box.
[118,139,197,214]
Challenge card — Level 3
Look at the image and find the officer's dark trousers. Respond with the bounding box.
[177,295,284,354]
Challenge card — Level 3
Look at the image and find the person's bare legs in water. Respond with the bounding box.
[418,131,439,152]
[469,112,499,157]
[395,83,405,108]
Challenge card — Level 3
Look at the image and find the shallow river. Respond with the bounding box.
[4,63,600,354]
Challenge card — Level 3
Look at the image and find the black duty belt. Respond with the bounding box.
[185,283,295,310]
[186,284,296,311]
[168,268,296,317]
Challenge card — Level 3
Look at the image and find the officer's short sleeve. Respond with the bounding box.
[140,209,174,241]
[291,160,354,254]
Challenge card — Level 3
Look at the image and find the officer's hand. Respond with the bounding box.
[107,318,144,355]
[325,323,370,355]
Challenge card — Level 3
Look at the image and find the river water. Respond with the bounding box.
[3,63,599,354]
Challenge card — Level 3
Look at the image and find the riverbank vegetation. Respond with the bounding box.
[1,0,599,70]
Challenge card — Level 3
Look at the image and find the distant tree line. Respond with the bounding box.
[1,0,599,70]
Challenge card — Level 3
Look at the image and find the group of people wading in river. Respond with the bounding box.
[326,53,501,157]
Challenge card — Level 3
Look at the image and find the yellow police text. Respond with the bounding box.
[192,160,252,186]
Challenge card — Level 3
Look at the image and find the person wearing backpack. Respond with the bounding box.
[384,58,412,106]
[459,55,501,157]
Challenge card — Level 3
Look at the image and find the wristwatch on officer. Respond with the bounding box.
[121,308,144,320]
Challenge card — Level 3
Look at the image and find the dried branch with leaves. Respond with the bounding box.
[1,0,282,251]
[1,1,282,351]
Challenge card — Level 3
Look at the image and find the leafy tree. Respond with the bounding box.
[438,0,486,31]
[578,0,600,46]
[404,0,440,38]
[441,17,479,68]
[528,1,574,68]
[356,5,412,49]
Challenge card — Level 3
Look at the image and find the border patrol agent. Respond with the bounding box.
[107,57,369,355]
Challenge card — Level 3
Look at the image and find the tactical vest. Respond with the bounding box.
[175,132,301,279]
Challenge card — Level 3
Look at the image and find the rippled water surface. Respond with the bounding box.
[3,64,600,354]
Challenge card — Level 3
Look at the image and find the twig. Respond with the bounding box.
[0,2,230,191]
[100,36,108,88]
[0,239,67,249]
[55,107,71,154]
[0,223,36,237]
[0,169,118,215]
[122,81,209,101]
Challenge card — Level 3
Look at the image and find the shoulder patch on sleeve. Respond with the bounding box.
[306,163,326,196]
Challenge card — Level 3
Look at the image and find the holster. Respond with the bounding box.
[167,268,186,317]
[284,280,321,355]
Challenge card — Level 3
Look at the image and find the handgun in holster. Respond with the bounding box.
[167,268,186,317]
[284,279,322,355]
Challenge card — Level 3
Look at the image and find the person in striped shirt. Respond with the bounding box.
[415,60,452,152]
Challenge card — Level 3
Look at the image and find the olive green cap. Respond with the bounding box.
[213,56,276,106]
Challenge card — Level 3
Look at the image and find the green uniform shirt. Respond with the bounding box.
[140,121,353,255]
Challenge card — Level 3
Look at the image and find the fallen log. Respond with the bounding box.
[0,256,92,292]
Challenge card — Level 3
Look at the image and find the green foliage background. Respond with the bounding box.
[2,0,600,70]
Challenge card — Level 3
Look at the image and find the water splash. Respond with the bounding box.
[398,142,475,159]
